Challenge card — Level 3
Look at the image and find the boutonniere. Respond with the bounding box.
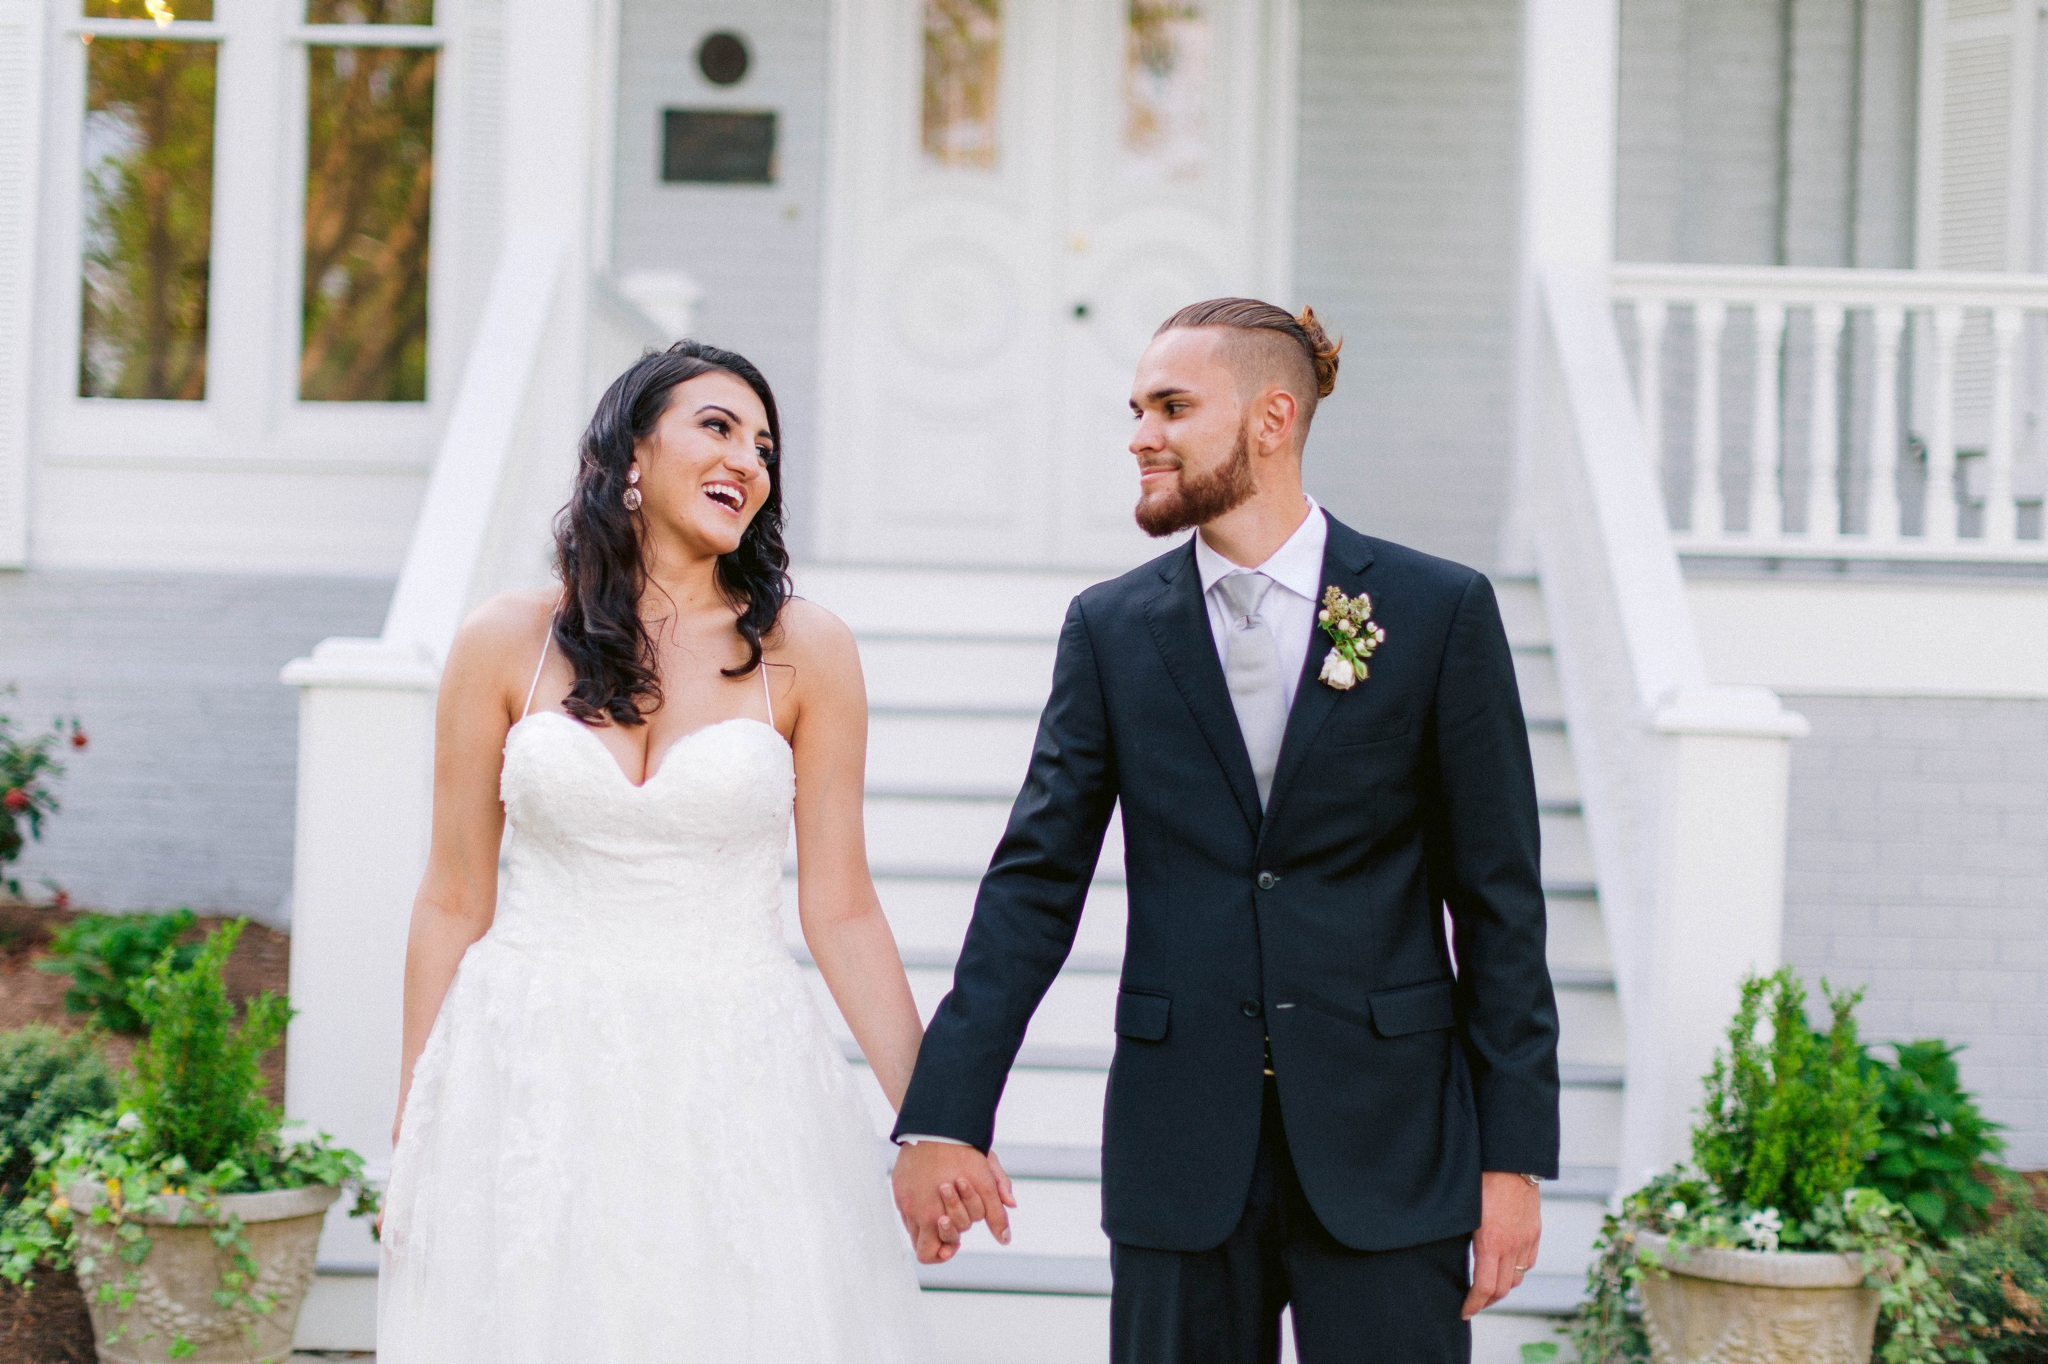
[1317,586,1386,691]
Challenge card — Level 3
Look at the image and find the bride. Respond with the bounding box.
[376,341,1000,1359]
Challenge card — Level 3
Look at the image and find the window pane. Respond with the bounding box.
[1125,1,1209,184]
[79,38,216,400]
[306,0,432,23]
[922,0,1000,169]
[82,1,216,21]
[300,45,435,402]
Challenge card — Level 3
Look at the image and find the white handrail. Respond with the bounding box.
[380,229,568,662]
[1534,264,1806,1182]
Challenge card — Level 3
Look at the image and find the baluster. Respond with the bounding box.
[1866,304,1905,544]
[1805,303,1844,540]
[1636,299,1668,488]
[1926,304,1963,545]
[1690,299,1727,537]
[1984,305,2022,546]
[1749,301,1786,539]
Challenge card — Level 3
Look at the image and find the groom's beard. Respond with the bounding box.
[1134,428,1257,537]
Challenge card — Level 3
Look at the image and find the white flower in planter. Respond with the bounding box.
[1740,1206,1784,1253]
[1666,1200,1688,1223]
[115,1110,141,1134]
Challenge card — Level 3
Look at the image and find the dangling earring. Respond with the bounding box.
[623,466,642,512]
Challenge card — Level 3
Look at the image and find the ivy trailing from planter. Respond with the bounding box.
[0,922,376,1356]
[1566,969,1989,1364]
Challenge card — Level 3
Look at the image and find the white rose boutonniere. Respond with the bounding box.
[1316,585,1386,691]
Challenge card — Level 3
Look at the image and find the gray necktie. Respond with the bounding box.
[1217,572,1287,809]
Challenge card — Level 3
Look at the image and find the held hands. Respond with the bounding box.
[1462,1171,1543,1319]
[891,1142,1018,1264]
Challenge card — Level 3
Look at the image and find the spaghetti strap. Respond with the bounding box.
[760,661,775,732]
[522,615,556,720]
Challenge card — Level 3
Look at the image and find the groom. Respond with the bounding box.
[891,298,1560,1362]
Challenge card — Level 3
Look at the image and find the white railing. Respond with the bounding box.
[1533,264,1808,1185]
[1613,262,2048,560]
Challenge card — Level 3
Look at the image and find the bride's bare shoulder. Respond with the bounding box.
[768,597,861,700]
[446,589,559,679]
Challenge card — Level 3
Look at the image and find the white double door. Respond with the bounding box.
[816,0,1295,569]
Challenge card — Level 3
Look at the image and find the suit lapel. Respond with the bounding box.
[1143,542,1264,835]
[1264,516,1377,829]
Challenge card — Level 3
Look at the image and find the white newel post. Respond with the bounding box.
[1629,691,1807,1182]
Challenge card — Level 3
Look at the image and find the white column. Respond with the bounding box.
[1926,305,1963,545]
[1985,305,2022,546]
[0,0,47,566]
[1866,304,1905,544]
[1502,0,1618,568]
[1804,304,1843,541]
[1689,300,1726,537]
[1748,301,1785,539]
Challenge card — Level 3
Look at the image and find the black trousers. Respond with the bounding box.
[1109,1078,1472,1364]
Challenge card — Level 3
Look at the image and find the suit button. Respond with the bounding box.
[1256,871,1276,890]
[1242,1000,1263,1018]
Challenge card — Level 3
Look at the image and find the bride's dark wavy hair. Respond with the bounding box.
[552,340,790,727]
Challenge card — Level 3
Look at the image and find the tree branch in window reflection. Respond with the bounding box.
[300,45,435,403]
[79,38,215,401]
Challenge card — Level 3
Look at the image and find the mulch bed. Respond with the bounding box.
[0,899,292,1363]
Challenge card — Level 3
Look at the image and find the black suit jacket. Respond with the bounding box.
[893,513,1561,1253]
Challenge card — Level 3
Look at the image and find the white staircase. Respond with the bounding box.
[788,565,1619,1363]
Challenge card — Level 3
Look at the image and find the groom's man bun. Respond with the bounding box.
[1156,297,1343,431]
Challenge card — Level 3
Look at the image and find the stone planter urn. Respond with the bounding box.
[67,1181,340,1364]
[1634,1228,1887,1364]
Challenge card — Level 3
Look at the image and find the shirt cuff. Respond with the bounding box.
[895,1134,972,1147]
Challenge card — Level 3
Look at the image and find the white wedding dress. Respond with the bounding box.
[377,662,927,1362]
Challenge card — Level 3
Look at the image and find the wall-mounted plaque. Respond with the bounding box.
[662,109,776,184]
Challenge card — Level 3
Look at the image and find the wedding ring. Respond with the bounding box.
[1513,1264,1528,1271]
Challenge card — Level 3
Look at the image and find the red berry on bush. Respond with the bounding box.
[71,727,89,749]
[2,788,28,812]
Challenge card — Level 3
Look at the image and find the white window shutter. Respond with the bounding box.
[1916,0,2039,271]
[0,0,45,567]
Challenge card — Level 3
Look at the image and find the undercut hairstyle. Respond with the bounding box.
[1155,297,1343,433]
[552,340,791,727]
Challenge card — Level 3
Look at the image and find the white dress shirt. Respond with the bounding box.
[898,499,1329,1150]
[1194,495,1327,711]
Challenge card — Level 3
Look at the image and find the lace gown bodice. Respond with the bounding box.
[377,700,926,1363]
[493,711,794,968]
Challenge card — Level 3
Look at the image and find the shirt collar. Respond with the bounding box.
[1194,495,1327,603]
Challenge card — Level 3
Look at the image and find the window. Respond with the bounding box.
[76,2,218,399]
[922,0,1000,169]
[300,0,437,402]
[1124,2,1209,185]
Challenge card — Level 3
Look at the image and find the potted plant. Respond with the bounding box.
[0,922,376,1364]
[1572,968,1969,1364]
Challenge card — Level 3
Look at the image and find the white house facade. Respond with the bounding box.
[0,0,2043,1358]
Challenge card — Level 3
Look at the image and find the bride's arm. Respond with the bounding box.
[782,601,925,1112]
[392,597,535,1146]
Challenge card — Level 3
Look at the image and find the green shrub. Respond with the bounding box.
[1860,1039,2010,1243]
[36,908,198,1034]
[1946,1204,2048,1362]
[1692,967,1884,1225]
[0,1027,114,1205]
[123,918,290,1178]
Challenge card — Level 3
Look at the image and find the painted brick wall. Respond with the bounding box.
[610,0,830,558]
[1616,0,1917,268]
[1293,0,1521,569]
[1781,694,2048,1168]
[0,571,392,919]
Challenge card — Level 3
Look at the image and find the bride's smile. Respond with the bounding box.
[629,371,775,562]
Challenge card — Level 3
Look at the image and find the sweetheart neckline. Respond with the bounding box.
[509,710,788,792]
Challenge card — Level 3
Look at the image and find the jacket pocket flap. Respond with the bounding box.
[1368,979,1456,1037]
[1115,990,1171,1042]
